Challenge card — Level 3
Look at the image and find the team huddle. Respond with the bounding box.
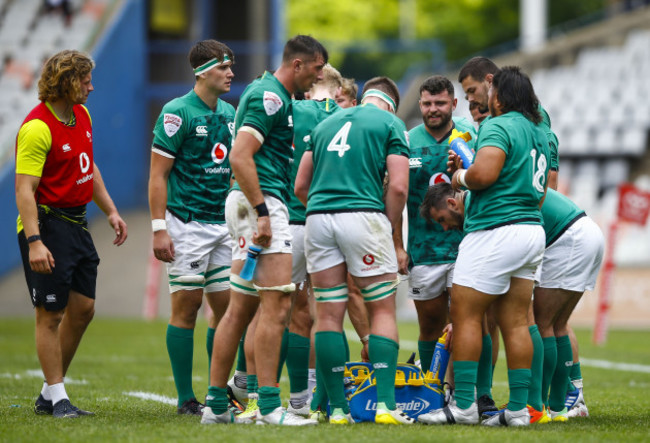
[15,35,603,426]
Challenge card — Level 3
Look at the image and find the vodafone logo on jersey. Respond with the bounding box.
[362,254,375,265]
[211,143,228,164]
[429,173,451,187]
[239,236,246,249]
[79,152,91,173]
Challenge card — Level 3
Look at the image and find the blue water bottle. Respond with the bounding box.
[429,332,450,386]
[239,244,263,281]
[449,129,474,169]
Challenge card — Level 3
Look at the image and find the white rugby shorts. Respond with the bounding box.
[225,190,293,261]
[290,223,307,284]
[538,216,604,291]
[408,263,454,301]
[165,210,232,292]
[304,212,397,277]
[453,224,545,295]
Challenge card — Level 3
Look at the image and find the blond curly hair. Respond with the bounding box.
[38,50,95,103]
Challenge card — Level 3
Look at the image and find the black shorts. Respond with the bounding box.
[18,207,100,312]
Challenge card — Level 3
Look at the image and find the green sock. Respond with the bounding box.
[342,329,350,361]
[236,331,247,372]
[206,386,229,414]
[276,328,289,383]
[310,355,329,411]
[258,386,281,416]
[507,368,531,411]
[476,334,493,398]
[369,335,399,410]
[542,336,557,409]
[315,331,349,412]
[206,327,215,374]
[418,340,436,374]
[550,335,573,411]
[247,374,258,396]
[567,361,582,392]
[528,325,544,411]
[453,361,478,410]
[570,361,582,381]
[287,332,310,394]
[166,324,195,406]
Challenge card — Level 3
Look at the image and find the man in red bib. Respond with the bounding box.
[15,50,128,418]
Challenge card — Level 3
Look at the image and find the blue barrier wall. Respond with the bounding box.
[0,0,147,277]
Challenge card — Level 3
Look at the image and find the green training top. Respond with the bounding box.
[305,103,409,214]
[540,188,585,247]
[152,89,235,224]
[288,98,339,223]
[464,111,550,233]
[232,71,294,204]
[406,117,476,266]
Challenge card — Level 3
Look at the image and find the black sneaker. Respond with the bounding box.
[70,404,95,416]
[177,398,204,416]
[34,394,54,415]
[53,399,79,418]
[478,394,499,418]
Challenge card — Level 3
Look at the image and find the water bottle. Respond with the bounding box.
[449,129,474,169]
[429,332,450,386]
[239,244,263,281]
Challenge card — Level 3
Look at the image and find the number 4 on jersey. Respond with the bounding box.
[327,121,352,157]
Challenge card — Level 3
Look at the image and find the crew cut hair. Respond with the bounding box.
[419,75,454,98]
[282,35,328,64]
[420,182,454,223]
[457,56,499,83]
[361,76,400,111]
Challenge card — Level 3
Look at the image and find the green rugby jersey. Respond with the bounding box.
[152,89,235,224]
[288,98,339,223]
[539,104,559,171]
[305,103,409,214]
[477,104,558,171]
[407,117,476,266]
[232,71,294,204]
[464,111,549,233]
[541,188,585,247]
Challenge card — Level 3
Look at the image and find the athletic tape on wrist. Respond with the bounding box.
[151,219,167,232]
[457,169,468,188]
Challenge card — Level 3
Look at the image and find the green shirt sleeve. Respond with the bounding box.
[240,90,287,139]
[477,119,509,155]
[152,100,190,157]
[387,117,410,157]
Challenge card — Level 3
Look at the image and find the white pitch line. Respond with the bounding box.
[0,370,88,384]
[124,391,176,405]
[580,357,650,374]
[344,329,650,374]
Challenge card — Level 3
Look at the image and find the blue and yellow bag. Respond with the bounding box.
[344,362,445,422]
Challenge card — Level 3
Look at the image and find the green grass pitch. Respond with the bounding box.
[1,318,650,442]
